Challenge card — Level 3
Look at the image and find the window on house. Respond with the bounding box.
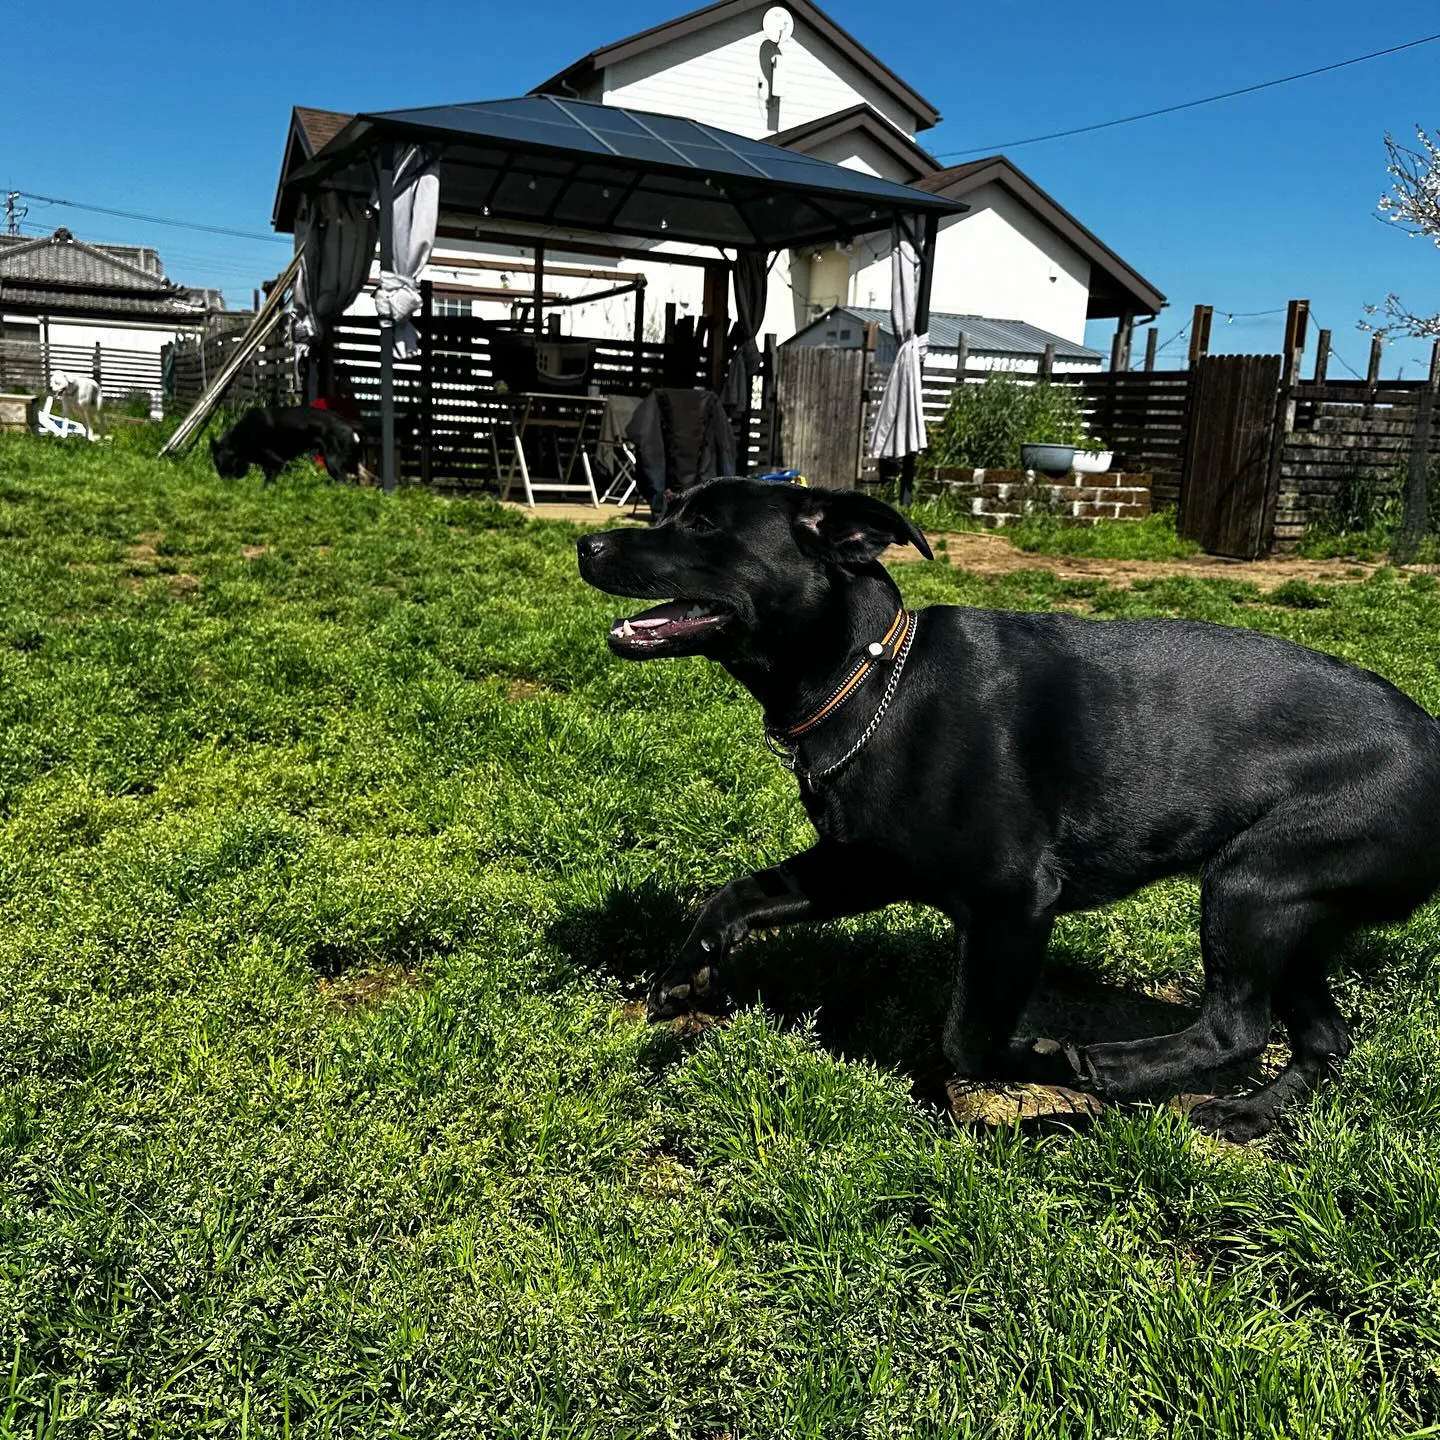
[432,296,475,318]
[839,329,852,340]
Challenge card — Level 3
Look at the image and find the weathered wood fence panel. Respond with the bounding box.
[166,328,296,413]
[777,346,869,489]
[1273,378,1440,546]
[1179,353,1283,559]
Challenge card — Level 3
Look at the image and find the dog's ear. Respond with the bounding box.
[792,488,933,566]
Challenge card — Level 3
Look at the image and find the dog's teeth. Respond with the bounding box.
[621,620,635,638]
[685,606,705,619]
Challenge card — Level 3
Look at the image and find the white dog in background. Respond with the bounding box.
[48,370,106,441]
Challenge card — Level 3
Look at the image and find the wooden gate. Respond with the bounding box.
[1178,353,1283,558]
[776,347,868,489]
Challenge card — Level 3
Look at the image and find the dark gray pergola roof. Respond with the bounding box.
[279,95,964,250]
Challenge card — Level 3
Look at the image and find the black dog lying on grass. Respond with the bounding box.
[209,406,361,487]
[578,479,1440,1140]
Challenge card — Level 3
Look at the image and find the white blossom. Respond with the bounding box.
[1361,126,1440,339]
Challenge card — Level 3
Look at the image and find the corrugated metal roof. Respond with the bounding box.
[820,306,1102,360]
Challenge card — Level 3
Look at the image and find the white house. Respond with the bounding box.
[274,0,1162,364]
[0,228,223,412]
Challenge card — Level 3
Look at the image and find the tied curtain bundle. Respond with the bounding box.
[372,146,441,360]
[868,214,928,462]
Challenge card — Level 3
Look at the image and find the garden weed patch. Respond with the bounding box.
[2,432,1440,1437]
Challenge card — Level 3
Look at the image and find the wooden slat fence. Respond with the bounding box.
[0,337,169,412]
[166,327,296,414]
[325,314,770,491]
[1274,379,1440,546]
[1070,370,1190,508]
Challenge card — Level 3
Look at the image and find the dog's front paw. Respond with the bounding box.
[647,959,723,1022]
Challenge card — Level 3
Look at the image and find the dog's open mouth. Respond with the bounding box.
[608,599,728,655]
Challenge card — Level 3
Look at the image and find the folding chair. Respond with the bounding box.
[35,396,91,440]
[598,438,640,507]
[594,393,645,511]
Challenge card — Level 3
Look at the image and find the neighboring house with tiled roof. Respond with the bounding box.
[271,0,1163,353]
[0,227,222,410]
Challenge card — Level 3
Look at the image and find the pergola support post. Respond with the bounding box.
[899,213,939,509]
[377,145,397,494]
[704,261,730,391]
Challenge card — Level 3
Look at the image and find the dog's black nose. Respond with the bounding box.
[577,533,608,564]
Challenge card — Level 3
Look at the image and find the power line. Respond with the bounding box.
[934,32,1440,159]
[16,190,288,243]
[1154,320,1192,356]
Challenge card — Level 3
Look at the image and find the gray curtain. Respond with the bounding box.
[868,214,928,460]
[291,191,377,364]
[373,146,440,360]
[722,250,769,412]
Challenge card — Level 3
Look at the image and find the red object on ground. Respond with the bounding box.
[309,397,363,465]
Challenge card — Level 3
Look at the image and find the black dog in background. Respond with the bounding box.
[210,406,361,487]
[578,479,1440,1140]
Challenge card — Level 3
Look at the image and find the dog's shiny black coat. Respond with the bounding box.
[578,479,1440,1139]
[210,406,361,487]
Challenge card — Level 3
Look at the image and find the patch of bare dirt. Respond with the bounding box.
[886,528,1381,592]
[618,998,722,1039]
[126,531,165,569]
[241,544,269,560]
[316,964,420,1012]
[504,678,550,702]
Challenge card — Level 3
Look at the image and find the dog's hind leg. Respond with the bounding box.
[1190,969,1352,1141]
[1074,841,1335,1103]
[648,841,902,1020]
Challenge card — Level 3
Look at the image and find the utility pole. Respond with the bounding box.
[3,192,27,237]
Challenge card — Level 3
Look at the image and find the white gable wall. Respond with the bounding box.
[600,10,918,140]
[848,182,1092,344]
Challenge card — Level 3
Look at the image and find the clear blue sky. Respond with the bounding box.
[4,0,1437,376]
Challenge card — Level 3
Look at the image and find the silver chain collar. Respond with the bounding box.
[765,612,919,789]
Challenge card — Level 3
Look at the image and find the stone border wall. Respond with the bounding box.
[919,467,1153,528]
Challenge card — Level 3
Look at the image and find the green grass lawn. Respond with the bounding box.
[5,429,1440,1437]
[900,491,1201,562]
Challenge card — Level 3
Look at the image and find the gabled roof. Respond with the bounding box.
[0,229,175,290]
[796,305,1103,361]
[915,156,1165,321]
[531,0,940,131]
[294,106,352,154]
[767,102,939,183]
[274,106,353,227]
[0,228,207,320]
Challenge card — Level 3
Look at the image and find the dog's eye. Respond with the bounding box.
[688,513,717,534]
